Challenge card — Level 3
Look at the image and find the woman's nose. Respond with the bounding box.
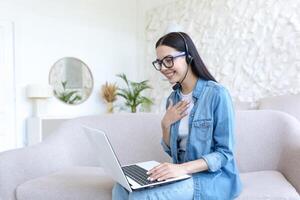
[160,64,168,71]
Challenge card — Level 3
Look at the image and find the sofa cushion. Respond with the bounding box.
[237,170,300,199]
[16,166,114,200]
[16,167,300,200]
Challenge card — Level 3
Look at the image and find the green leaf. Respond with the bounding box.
[116,73,153,112]
[61,81,68,90]
[64,91,78,101]
[116,73,129,87]
[53,81,82,104]
[136,96,153,106]
[133,84,151,100]
[116,92,128,100]
[68,94,82,104]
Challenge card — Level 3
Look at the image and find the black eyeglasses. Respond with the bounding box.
[152,52,186,71]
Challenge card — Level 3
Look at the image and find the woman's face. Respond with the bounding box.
[156,45,188,84]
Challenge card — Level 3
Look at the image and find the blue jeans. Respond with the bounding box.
[112,177,194,200]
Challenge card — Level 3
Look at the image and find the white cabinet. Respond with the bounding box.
[26,117,71,145]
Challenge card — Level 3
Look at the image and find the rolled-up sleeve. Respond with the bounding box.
[160,138,171,157]
[201,87,235,172]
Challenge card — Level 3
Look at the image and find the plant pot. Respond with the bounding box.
[130,106,137,113]
[107,102,114,113]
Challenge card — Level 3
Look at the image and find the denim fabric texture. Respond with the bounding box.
[161,79,242,199]
[112,178,194,200]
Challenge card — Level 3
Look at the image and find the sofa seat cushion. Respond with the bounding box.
[15,168,300,200]
[16,166,114,200]
[237,170,300,199]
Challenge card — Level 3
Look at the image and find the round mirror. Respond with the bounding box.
[49,57,93,105]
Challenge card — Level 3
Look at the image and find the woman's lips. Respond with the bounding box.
[164,71,175,79]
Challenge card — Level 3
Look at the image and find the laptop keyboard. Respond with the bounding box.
[122,165,161,186]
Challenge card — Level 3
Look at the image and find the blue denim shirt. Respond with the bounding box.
[161,79,242,199]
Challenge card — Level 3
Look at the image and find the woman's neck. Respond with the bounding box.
[180,71,198,95]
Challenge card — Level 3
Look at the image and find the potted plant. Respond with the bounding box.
[116,73,153,113]
[54,81,82,104]
[100,82,118,113]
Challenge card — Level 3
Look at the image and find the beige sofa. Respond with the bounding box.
[258,94,300,121]
[0,111,300,200]
[234,94,300,122]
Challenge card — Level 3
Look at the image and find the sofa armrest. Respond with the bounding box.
[0,119,102,200]
[0,139,71,200]
[278,122,300,194]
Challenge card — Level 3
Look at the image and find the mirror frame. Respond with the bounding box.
[48,57,94,105]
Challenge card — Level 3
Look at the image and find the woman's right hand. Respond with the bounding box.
[161,99,190,129]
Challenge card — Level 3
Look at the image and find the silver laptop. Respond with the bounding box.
[83,126,191,192]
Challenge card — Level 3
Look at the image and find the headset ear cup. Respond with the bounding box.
[187,55,193,64]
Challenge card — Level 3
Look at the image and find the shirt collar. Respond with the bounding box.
[174,78,206,100]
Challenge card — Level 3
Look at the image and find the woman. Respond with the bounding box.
[112,32,242,199]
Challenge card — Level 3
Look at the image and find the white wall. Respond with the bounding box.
[136,0,180,80]
[0,0,138,149]
[0,21,16,152]
[134,0,182,112]
[144,0,300,112]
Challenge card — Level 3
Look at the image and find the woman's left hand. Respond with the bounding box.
[146,162,188,181]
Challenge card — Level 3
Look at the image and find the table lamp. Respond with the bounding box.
[26,84,53,117]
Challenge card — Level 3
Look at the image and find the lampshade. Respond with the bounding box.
[26,84,53,98]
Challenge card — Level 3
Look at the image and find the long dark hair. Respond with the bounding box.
[155,32,217,82]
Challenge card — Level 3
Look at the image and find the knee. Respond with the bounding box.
[112,183,129,200]
[129,189,151,200]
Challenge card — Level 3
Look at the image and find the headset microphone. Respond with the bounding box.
[172,82,181,90]
[172,57,193,90]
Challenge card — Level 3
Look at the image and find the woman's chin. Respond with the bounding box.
[164,75,179,84]
[168,79,178,84]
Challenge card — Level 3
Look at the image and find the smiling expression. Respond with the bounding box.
[155,45,188,84]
